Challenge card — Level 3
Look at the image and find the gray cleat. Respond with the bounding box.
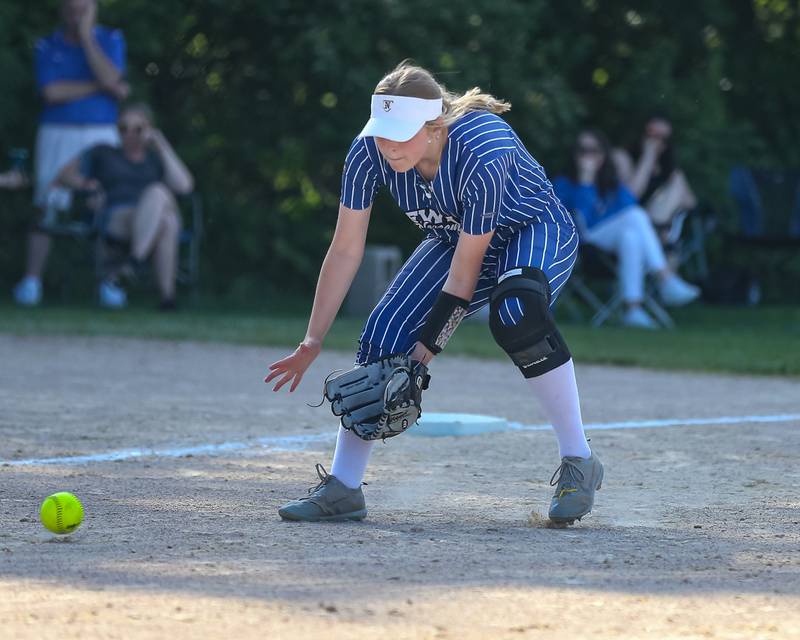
[278,463,367,522]
[548,453,604,524]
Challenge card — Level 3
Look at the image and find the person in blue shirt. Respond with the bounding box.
[553,129,700,329]
[266,62,603,526]
[13,0,129,307]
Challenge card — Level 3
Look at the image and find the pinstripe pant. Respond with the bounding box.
[356,221,579,365]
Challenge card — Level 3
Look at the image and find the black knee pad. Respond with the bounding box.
[489,267,571,378]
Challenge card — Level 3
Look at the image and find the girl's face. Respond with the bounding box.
[645,118,672,141]
[575,133,605,164]
[62,0,94,30]
[374,126,431,173]
[118,111,150,152]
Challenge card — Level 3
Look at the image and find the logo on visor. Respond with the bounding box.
[383,99,394,112]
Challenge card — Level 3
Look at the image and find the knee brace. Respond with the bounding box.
[489,267,571,378]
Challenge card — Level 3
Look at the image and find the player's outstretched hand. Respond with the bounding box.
[265,339,321,392]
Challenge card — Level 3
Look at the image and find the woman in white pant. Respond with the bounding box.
[553,129,699,328]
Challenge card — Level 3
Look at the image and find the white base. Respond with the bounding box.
[408,412,509,437]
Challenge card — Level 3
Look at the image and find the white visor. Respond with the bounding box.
[358,94,443,142]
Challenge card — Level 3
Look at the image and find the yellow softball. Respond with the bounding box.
[40,492,84,535]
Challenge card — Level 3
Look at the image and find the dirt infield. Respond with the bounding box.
[1,335,798,640]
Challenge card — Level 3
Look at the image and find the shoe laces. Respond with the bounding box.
[307,463,332,495]
[549,458,585,490]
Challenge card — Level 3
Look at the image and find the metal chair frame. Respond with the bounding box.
[39,189,203,298]
[562,243,675,329]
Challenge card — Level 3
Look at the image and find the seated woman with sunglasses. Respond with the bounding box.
[553,129,699,329]
[613,114,697,247]
[55,102,194,309]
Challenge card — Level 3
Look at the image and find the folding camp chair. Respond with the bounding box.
[728,166,800,251]
[563,243,674,328]
[40,189,203,300]
[725,166,800,303]
[99,192,203,296]
[656,205,715,283]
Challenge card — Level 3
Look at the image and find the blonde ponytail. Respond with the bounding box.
[440,86,511,126]
[374,61,511,128]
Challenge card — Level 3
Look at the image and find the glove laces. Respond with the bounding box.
[307,368,345,408]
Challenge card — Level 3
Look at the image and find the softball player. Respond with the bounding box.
[266,62,603,525]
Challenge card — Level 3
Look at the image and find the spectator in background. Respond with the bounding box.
[613,114,698,247]
[55,103,194,310]
[13,0,128,307]
[553,129,700,329]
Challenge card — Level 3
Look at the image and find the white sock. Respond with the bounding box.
[330,426,374,489]
[527,359,591,459]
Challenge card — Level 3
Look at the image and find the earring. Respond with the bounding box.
[427,138,433,144]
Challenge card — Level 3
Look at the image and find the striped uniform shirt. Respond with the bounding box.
[339,110,579,364]
[340,110,575,248]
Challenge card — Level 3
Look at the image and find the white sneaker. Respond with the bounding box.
[13,277,42,306]
[622,307,659,329]
[659,274,700,307]
[98,280,127,309]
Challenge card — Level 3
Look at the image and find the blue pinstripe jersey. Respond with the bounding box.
[340,110,575,246]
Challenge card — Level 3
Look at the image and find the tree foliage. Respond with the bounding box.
[1,0,798,295]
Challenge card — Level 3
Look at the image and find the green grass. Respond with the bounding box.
[1,301,798,377]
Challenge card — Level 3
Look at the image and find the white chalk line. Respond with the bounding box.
[508,413,800,432]
[2,433,335,467]
[2,413,798,467]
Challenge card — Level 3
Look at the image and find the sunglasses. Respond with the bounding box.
[118,123,144,134]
